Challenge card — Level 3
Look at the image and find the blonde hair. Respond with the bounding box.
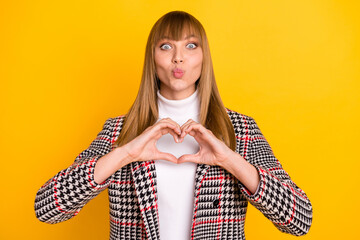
[113,11,236,151]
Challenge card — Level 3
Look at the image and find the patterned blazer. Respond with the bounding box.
[35,109,313,239]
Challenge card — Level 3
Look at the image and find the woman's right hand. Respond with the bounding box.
[121,118,181,164]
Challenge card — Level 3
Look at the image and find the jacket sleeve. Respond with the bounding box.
[237,117,313,236]
[34,117,116,224]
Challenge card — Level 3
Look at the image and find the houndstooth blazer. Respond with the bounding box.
[34,109,313,239]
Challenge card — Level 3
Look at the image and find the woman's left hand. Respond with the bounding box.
[177,119,236,167]
[177,119,260,194]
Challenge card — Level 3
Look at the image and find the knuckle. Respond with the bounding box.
[159,118,169,122]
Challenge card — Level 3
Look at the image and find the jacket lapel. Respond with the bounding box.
[131,160,160,240]
[194,164,210,195]
[130,161,210,240]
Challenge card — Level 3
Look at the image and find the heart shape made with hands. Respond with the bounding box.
[151,119,228,166]
[164,119,201,144]
[141,119,205,164]
[127,117,232,166]
[155,131,201,165]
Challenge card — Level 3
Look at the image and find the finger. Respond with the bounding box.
[157,119,190,143]
[157,125,180,142]
[154,122,182,138]
[142,124,180,144]
[180,119,195,131]
[179,121,202,143]
[183,125,217,147]
[180,119,198,138]
[156,152,178,164]
[183,123,206,137]
[178,153,199,164]
[157,120,180,131]
[158,118,181,134]
[167,130,181,143]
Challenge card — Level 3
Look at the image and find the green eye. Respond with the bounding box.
[160,44,171,50]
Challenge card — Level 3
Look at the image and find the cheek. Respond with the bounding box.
[192,53,203,72]
[155,54,169,72]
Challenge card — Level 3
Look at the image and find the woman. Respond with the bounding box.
[35,11,313,239]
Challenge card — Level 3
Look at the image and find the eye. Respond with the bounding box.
[186,43,197,49]
[160,43,172,50]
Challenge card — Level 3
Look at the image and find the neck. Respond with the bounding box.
[157,89,200,125]
[159,86,196,100]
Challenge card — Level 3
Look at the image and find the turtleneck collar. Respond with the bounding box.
[157,89,200,125]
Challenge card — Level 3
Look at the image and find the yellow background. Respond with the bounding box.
[1,0,359,239]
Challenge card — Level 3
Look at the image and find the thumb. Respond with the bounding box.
[156,152,179,164]
[178,154,197,164]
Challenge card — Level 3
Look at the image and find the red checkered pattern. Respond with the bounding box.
[35,109,313,239]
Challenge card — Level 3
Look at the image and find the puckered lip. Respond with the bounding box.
[172,68,184,73]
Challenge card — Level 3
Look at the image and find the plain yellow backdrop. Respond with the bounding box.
[1,0,359,239]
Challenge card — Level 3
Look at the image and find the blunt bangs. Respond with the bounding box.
[152,11,204,46]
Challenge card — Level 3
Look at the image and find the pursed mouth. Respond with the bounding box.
[172,69,184,78]
[172,68,184,73]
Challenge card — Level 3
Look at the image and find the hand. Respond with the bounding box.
[176,119,260,194]
[177,119,236,167]
[122,118,181,164]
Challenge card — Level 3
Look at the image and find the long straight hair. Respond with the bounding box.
[113,11,236,151]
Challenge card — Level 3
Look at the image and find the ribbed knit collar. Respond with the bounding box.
[157,89,200,124]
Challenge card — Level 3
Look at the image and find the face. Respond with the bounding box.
[154,34,203,100]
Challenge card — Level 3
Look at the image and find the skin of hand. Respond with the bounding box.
[123,117,238,167]
[122,118,182,165]
[176,118,260,194]
[177,119,236,166]
[178,119,260,194]
[120,117,259,194]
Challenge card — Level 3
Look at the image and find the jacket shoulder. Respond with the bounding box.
[104,115,126,128]
[225,108,262,136]
[225,108,254,123]
[99,115,126,141]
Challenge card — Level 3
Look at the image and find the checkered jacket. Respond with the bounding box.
[34,109,313,239]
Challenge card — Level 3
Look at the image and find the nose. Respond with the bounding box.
[172,48,183,64]
[173,58,183,63]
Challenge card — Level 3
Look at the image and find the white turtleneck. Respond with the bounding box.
[155,89,200,240]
